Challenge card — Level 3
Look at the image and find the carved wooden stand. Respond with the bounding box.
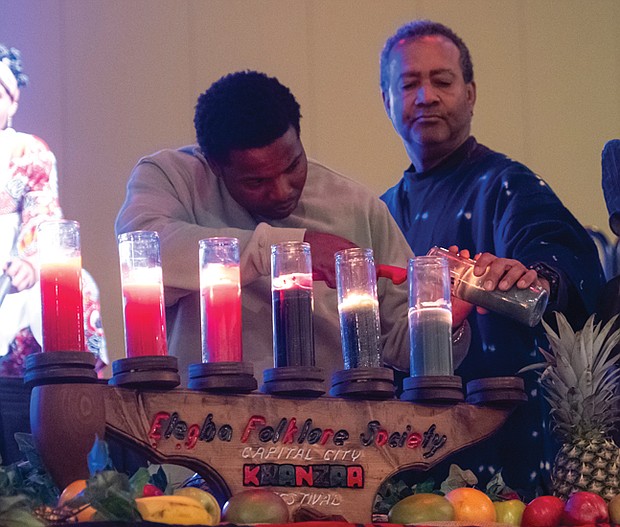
[31,380,518,523]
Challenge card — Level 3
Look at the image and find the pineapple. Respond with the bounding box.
[532,312,620,500]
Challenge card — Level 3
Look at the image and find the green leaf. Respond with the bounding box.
[374,477,414,514]
[81,470,141,521]
[439,464,478,495]
[0,434,59,507]
[485,470,518,500]
[0,508,46,527]
[414,477,436,495]
[129,466,151,498]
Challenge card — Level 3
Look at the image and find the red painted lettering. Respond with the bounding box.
[319,428,334,445]
[243,465,260,485]
[295,465,313,486]
[376,429,388,446]
[347,466,364,488]
[148,412,170,441]
[407,432,422,449]
[282,418,298,443]
[241,416,266,443]
[185,424,200,449]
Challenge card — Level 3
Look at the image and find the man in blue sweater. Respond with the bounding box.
[379,20,604,496]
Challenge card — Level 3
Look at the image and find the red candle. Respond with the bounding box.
[201,266,242,362]
[122,276,168,357]
[40,257,85,352]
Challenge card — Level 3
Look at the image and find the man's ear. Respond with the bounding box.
[467,82,476,111]
[207,158,224,178]
[382,89,391,116]
[8,99,18,121]
[7,88,19,124]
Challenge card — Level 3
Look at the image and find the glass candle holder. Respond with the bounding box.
[408,255,453,376]
[38,220,85,352]
[427,246,548,327]
[199,237,242,363]
[335,248,381,369]
[118,231,168,358]
[271,241,315,367]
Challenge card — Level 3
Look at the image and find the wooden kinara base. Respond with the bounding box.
[30,379,519,523]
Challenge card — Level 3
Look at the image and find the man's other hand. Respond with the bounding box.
[303,231,357,288]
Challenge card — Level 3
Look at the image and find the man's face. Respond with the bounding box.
[213,126,308,220]
[383,35,476,159]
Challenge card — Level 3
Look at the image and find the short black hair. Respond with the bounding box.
[194,71,301,164]
[380,20,474,91]
[0,44,29,88]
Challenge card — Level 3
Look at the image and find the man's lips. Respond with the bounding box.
[272,199,298,214]
[414,114,443,122]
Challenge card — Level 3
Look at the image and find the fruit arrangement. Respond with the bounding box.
[387,488,620,527]
[0,433,286,526]
[385,313,620,527]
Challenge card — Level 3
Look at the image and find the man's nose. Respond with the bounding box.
[415,84,438,105]
[271,177,294,200]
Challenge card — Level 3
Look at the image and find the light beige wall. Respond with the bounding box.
[2,0,619,372]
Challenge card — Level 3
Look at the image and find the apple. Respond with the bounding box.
[222,489,289,524]
[561,491,608,526]
[388,493,455,523]
[493,499,526,526]
[521,495,565,527]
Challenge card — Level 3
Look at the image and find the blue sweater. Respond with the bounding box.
[381,137,604,496]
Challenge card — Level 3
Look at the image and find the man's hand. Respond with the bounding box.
[447,246,550,324]
[472,251,550,294]
[303,231,357,288]
[3,257,38,292]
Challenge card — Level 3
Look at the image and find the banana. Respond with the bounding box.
[174,487,221,525]
[135,495,214,525]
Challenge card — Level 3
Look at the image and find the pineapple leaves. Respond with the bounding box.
[531,312,620,440]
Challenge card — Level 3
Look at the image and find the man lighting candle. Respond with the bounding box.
[115,71,473,384]
[378,18,603,495]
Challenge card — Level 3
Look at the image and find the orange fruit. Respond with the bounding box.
[58,479,96,521]
[445,487,496,522]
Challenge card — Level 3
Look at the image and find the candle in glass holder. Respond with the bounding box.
[38,220,84,352]
[199,237,242,363]
[335,248,381,369]
[271,242,315,368]
[118,231,167,358]
[408,255,453,376]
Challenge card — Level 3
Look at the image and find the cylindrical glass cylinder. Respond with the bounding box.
[199,237,242,363]
[118,231,168,358]
[38,220,85,352]
[335,248,381,369]
[408,255,453,376]
[427,246,548,327]
[271,241,315,367]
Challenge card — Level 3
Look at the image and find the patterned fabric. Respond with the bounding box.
[0,130,107,376]
[381,137,604,497]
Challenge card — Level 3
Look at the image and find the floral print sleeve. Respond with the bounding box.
[0,133,108,377]
[3,134,63,259]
